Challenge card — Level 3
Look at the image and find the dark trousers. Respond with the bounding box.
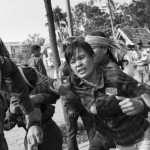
[80,109,109,150]
[0,133,8,150]
[0,114,8,150]
[66,108,109,150]
[66,112,79,150]
[24,118,63,150]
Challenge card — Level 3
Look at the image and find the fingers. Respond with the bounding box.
[125,111,137,116]
[57,70,68,85]
[58,70,64,79]
[27,126,43,150]
[27,135,37,148]
[120,103,137,116]
[57,76,63,85]
[118,97,143,116]
[115,96,126,101]
[119,100,132,109]
[121,106,134,113]
[118,98,131,107]
[35,129,43,144]
[117,97,138,116]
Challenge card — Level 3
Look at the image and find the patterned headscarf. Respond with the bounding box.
[85,35,126,63]
[85,35,119,49]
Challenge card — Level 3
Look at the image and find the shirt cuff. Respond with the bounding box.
[139,96,150,117]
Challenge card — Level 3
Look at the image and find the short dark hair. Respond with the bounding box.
[65,40,94,65]
[31,45,41,53]
[63,36,77,52]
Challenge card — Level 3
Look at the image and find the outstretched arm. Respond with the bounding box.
[30,93,59,105]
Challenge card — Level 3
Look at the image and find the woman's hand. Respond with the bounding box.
[116,96,144,116]
[53,78,76,99]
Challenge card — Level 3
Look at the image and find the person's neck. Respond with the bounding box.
[97,55,109,67]
[85,68,98,85]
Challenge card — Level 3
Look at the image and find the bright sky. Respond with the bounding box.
[0,0,131,42]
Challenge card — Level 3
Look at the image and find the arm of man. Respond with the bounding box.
[1,57,43,147]
[63,95,85,118]
[55,69,148,117]
[107,69,150,116]
[116,96,145,116]
[30,93,59,105]
[1,57,34,114]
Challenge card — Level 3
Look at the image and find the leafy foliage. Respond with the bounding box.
[116,0,150,29]
[53,6,68,40]
[72,2,112,36]
[53,6,67,24]
[70,0,150,37]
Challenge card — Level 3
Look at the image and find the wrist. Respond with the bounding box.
[140,94,150,110]
[27,121,41,129]
[138,99,144,112]
[139,96,150,115]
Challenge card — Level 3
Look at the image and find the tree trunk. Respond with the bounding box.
[65,0,74,36]
[43,0,61,71]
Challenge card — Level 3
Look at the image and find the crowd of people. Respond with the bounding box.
[0,29,150,150]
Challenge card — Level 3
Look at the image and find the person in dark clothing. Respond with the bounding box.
[0,38,43,150]
[57,40,150,150]
[85,31,144,115]
[4,66,63,150]
[59,36,109,150]
[28,45,47,76]
[59,36,81,150]
[59,61,113,150]
[57,36,146,150]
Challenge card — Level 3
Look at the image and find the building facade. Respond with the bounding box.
[116,28,150,46]
[5,42,22,58]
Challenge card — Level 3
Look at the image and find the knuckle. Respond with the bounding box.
[129,102,132,106]
[36,132,40,136]
[126,98,130,102]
